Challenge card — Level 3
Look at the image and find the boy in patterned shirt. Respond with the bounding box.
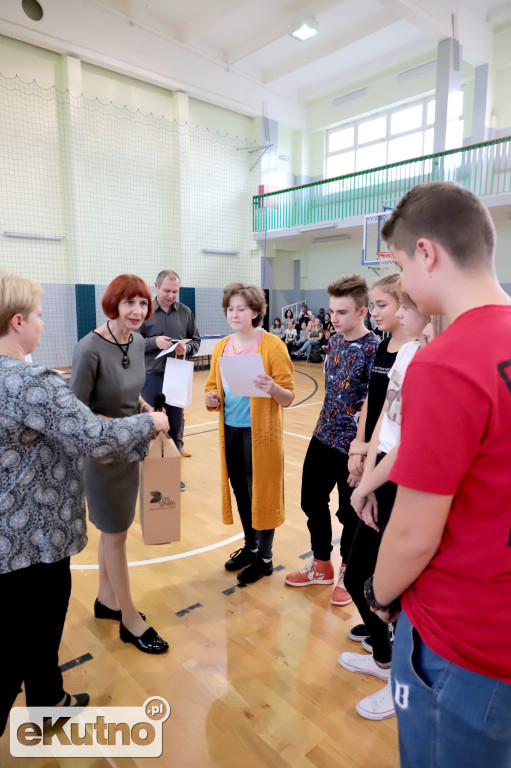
[286,275,380,605]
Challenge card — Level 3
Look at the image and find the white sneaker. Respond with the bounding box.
[356,682,395,721]
[338,652,391,682]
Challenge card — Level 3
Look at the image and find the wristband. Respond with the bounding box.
[364,575,401,614]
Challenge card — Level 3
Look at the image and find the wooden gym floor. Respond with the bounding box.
[1,361,398,768]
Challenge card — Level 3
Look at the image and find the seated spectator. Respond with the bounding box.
[283,309,294,325]
[295,318,324,361]
[291,321,310,355]
[284,320,297,352]
[323,312,335,333]
[318,308,326,325]
[320,328,333,355]
[270,317,285,340]
[296,303,312,329]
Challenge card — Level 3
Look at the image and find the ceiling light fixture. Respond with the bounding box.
[290,18,318,41]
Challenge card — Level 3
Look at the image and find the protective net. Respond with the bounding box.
[0,73,260,366]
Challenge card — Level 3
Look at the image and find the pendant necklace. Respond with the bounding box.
[107,321,132,369]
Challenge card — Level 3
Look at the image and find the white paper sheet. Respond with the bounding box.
[155,338,192,359]
[219,353,270,397]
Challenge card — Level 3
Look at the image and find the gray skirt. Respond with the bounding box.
[84,458,139,533]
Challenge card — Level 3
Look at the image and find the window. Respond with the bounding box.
[325,94,464,179]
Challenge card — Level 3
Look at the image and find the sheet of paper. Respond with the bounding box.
[155,339,192,359]
[219,353,270,398]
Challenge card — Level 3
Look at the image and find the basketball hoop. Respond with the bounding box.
[375,251,395,264]
[372,250,396,276]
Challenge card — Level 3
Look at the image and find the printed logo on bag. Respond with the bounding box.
[149,489,175,508]
[10,697,170,757]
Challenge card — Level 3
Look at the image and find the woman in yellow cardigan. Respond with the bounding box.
[205,283,295,584]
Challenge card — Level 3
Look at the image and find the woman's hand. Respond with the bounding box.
[150,411,170,436]
[254,374,276,397]
[350,485,367,515]
[205,391,220,409]
[347,470,362,488]
[359,493,379,532]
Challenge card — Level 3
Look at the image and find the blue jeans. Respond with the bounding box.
[392,611,511,768]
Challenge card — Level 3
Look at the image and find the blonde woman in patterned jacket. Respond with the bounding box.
[205,283,294,584]
[0,272,168,735]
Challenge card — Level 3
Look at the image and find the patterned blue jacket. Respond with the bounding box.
[0,357,153,574]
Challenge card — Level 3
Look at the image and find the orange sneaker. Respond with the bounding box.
[330,564,352,605]
[285,558,334,587]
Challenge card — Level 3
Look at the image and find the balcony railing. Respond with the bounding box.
[253,136,511,233]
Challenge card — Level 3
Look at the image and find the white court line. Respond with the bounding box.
[71,532,244,571]
[184,420,218,429]
[284,431,310,440]
[289,400,323,409]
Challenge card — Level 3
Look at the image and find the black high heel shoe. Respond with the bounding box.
[120,623,169,654]
[94,598,146,622]
[61,692,90,707]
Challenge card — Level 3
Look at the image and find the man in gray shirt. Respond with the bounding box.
[139,270,200,475]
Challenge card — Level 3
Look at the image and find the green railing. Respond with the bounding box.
[253,136,511,232]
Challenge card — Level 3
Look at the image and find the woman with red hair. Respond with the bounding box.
[71,274,168,654]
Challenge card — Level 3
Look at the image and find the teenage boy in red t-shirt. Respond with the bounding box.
[369,182,511,768]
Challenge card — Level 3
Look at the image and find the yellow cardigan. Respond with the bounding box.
[205,331,295,530]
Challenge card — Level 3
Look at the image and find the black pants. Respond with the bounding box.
[344,453,397,664]
[142,371,184,451]
[0,557,71,736]
[301,436,359,563]
[224,425,274,560]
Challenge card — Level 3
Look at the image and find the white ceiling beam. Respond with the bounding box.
[84,0,158,22]
[378,0,492,65]
[224,0,340,66]
[264,10,395,83]
[179,0,241,43]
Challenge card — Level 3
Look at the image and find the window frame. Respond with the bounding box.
[325,94,463,179]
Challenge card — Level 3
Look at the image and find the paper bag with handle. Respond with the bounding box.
[139,432,181,545]
[163,349,194,408]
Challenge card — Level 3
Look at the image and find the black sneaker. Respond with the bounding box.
[224,547,255,572]
[237,556,273,584]
[348,623,370,642]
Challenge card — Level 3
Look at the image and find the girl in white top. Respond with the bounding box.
[339,281,434,722]
[350,286,432,526]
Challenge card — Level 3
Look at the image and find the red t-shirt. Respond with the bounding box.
[389,305,511,683]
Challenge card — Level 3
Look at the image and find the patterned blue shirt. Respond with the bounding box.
[314,331,380,454]
[0,357,154,574]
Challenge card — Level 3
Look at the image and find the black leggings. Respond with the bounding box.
[224,425,274,560]
[344,454,397,664]
[0,557,71,736]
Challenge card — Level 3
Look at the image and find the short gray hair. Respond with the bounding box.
[155,270,180,286]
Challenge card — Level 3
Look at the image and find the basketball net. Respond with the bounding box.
[375,251,396,275]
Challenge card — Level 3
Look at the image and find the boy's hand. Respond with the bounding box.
[349,438,368,456]
[348,453,365,475]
